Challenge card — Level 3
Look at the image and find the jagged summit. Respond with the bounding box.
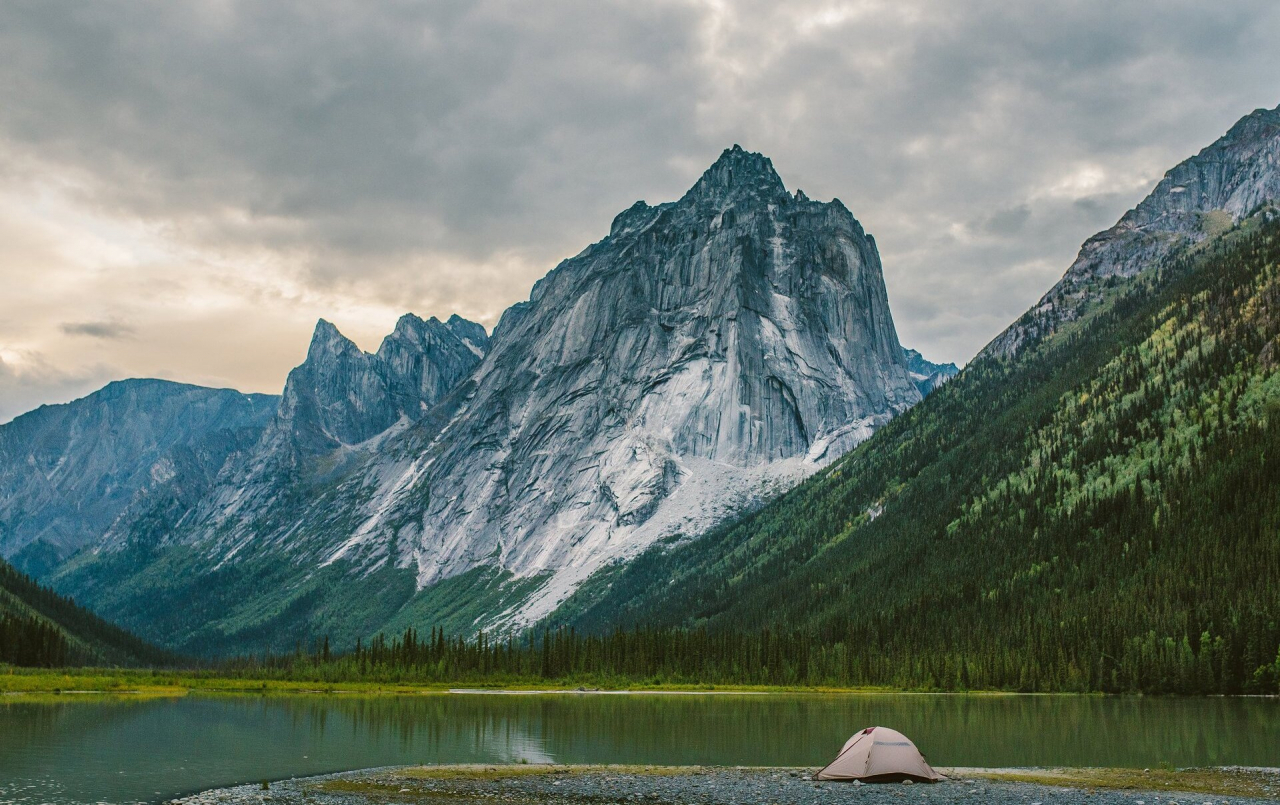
[684,144,787,203]
[708,143,780,178]
[304,314,490,368]
[445,314,490,351]
[268,314,489,458]
[306,318,360,362]
[311,318,345,339]
[390,312,432,337]
[384,314,457,352]
[611,146,858,242]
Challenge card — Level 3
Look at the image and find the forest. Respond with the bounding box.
[0,558,175,667]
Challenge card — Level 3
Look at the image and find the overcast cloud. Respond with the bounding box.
[2,0,1279,422]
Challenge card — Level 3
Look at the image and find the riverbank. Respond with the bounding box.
[173,764,1280,804]
[0,667,914,695]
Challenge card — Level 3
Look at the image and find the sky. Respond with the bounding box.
[2,1,1279,423]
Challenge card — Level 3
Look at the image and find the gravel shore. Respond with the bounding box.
[171,764,1280,805]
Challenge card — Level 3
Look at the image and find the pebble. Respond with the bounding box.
[168,767,1280,805]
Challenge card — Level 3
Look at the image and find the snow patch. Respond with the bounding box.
[489,452,838,632]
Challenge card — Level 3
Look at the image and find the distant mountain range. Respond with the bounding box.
[1,146,954,655]
[0,380,277,575]
[904,349,959,397]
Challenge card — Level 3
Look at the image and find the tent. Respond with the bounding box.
[815,726,945,783]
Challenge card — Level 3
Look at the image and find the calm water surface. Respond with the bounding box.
[1,692,1277,804]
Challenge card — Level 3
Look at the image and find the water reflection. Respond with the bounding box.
[0,693,1276,805]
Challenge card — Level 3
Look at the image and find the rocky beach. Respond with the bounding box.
[172,764,1280,805]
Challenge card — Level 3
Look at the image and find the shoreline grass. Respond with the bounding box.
[967,767,1280,798]
[0,666,910,696]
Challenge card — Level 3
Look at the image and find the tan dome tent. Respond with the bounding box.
[815,726,945,783]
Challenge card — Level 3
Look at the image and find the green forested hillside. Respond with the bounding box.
[0,557,175,667]
[550,214,1280,694]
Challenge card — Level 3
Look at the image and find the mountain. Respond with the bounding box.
[0,380,277,576]
[195,313,490,532]
[266,313,488,462]
[336,144,922,627]
[986,105,1280,359]
[903,349,959,396]
[38,313,492,655]
[48,146,925,653]
[546,105,1280,694]
[0,556,174,667]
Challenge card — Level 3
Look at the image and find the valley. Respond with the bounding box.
[3,6,1280,805]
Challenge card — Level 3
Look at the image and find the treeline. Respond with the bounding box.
[221,618,1280,694]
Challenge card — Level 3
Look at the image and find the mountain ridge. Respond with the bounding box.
[34,145,932,652]
[0,378,278,575]
[985,103,1280,359]
[337,143,922,627]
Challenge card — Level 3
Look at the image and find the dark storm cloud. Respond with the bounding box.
[60,321,135,339]
[0,1,707,262]
[0,0,1278,415]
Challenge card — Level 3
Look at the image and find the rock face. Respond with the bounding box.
[904,349,959,397]
[0,380,277,573]
[282,145,922,627]
[265,313,487,462]
[985,103,1280,359]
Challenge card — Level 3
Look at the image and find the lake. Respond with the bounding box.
[1,692,1277,804]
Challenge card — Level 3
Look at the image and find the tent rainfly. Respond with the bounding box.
[815,726,945,783]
